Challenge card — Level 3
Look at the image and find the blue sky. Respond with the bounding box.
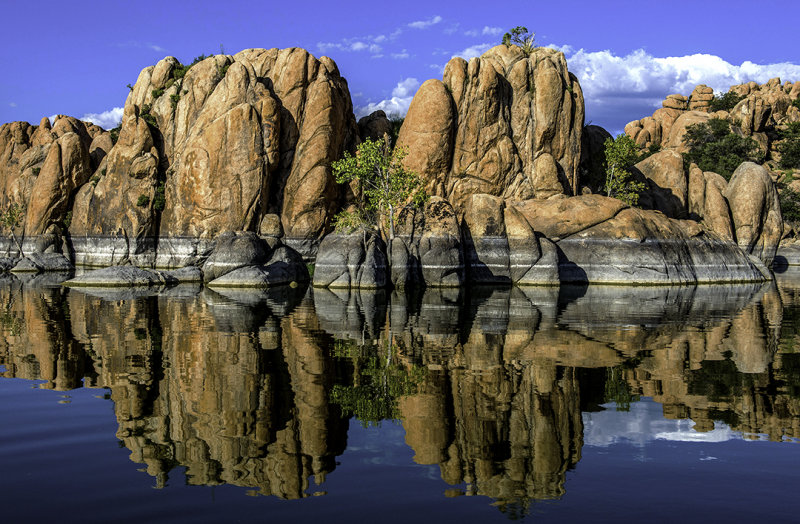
[2,0,800,133]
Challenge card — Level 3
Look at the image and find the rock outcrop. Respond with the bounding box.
[398,45,584,212]
[70,48,359,265]
[313,230,388,289]
[725,162,783,266]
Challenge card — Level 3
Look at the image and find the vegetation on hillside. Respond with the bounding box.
[709,91,745,112]
[682,118,763,179]
[502,26,535,55]
[331,136,426,239]
[604,134,646,206]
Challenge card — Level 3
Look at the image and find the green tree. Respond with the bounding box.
[331,136,425,240]
[682,118,763,179]
[0,202,25,255]
[604,134,646,206]
[502,26,535,55]
[777,122,800,170]
[708,91,745,112]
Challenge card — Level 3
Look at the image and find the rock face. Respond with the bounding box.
[634,149,688,218]
[392,196,464,288]
[725,162,783,266]
[512,195,769,284]
[625,78,800,158]
[0,116,106,256]
[313,230,388,289]
[462,193,558,285]
[398,45,584,212]
[70,48,358,265]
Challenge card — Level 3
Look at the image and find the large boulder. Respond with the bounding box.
[313,230,388,289]
[202,231,270,282]
[725,162,783,266]
[392,196,464,288]
[687,164,734,241]
[461,193,558,285]
[71,48,359,265]
[634,149,688,218]
[399,45,584,212]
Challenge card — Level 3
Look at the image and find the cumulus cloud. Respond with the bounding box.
[567,48,800,133]
[318,40,382,54]
[355,78,420,119]
[482,26,503,36]
[452,43,492,60]
[409,15,442,29]
[80,107,124,129]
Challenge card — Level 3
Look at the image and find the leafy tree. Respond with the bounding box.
[708,91,745,112]
[779,186,800,223]
[502,26,535,55]
[777,122,800,170]
[331,136,425,240]
[604,134,646,206]
[682,118,763,179]
[0,202,25,254]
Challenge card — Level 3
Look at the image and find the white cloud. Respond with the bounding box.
[452,43,492,60]
[391,49,410,60]
[80,107,124,130]
[443,23,460,35]
[355,78,420,119]
[464,29,479,37]
[567,48,800,133]
[409,15,442,29]
[374,35,387,43]
[482,26,503,36]
[318,40,382,55]
[8,102,17,108]
[147,43,166,53]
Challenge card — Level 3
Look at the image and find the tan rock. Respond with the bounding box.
[666,111,711,151]
[357,110,393,142]
[25,132,91,235]
[405,45,584,212]
[634,149,687,218]
[663,94,688,110]
[511,194,627,240]
[396,79,455,198]
[725,162,783,265]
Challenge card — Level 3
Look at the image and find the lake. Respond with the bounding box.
[1,269,799,522]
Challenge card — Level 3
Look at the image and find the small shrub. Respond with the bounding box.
[164,78,175,90]
[502,26,535,56]
[682,118,763,179]
[778,122,800,170]
[306,263,315,278]
[63,211,72,229]
[217,63,230,77]
[151,88,164,99]
[793,98,800,111]
[32,167,40,176]
[100,168,107,176]
[709,91,745,112]
[780,186,800,223]
[90,175,101,186]
[109,125,121,145]
[126,83,133,91]
[604,134,646,207]
[136,194,150,207]
[139,104,157,127]
[170,94,180,110]
[153,182,166,211]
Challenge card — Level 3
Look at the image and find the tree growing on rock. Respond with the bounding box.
[604,134,646,207]
[502,26,535,55]
[332,136,426,240]
[682,118,763,179]
[0,203,25,255]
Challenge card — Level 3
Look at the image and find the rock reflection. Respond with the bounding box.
[1,276,800,510]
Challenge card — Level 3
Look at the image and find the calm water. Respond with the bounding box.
[2,270,800,522]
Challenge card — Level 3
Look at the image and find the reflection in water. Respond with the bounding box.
[1,274,800,513]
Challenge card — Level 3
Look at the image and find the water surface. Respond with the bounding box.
[1,271,799,522]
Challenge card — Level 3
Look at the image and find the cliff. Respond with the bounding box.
[0,45,790,287]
